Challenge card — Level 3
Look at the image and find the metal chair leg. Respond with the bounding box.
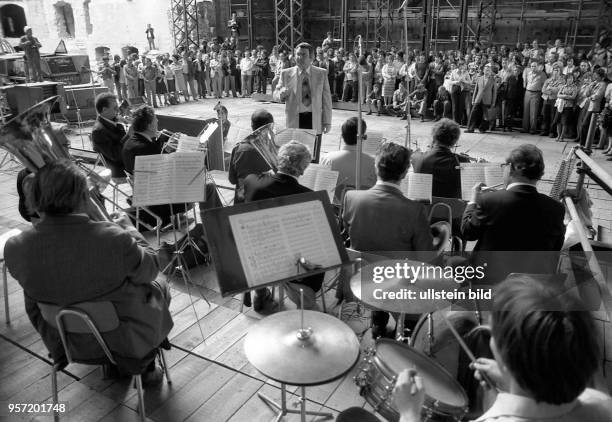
[52,363,60,422]
[2,263,9,324]
[134,375,146,422]
[158,349,172,384]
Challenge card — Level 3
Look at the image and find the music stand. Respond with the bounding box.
[203,191,351,302]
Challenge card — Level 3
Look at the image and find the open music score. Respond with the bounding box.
[400,172,433,202]
[176,134,202,152]
[229,200,342,288]
[132,152,206,206]
[275,128,317,153]
[459,162,504,201]
[362,131,384,157]
[300,164,339,202]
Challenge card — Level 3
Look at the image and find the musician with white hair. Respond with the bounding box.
[243,141,324,311]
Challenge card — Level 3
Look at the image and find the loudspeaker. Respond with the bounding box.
[156,113,209,137]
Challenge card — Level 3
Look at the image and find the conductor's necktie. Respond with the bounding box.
[302,73,311,107]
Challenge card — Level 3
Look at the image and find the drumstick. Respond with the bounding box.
[441,314,500,392]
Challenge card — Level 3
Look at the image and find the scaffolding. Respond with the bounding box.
[171,0,200,50]
[229,0,253,48]
[275,0,304,51]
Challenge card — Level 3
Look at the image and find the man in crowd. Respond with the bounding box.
[522,61,547,134]
[342,142,435,338]
[5,159,173,380]
[461,144,565,283]
[466,64,497,133]
[19,26,42,82]
[274,42,332,163]
[243,141,324,311]
[320,117,376,202]
[91,93,128,178]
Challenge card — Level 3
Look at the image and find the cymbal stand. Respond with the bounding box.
[257,289,333,422]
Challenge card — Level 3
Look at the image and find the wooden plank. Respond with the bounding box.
[323,363,367,411]
[184,373,263,422]
[167,296,217,343]
[191,313,255,360]
[97,404,156,422]
[149,362,238,422]
[169,305,239,354]
[0,357,54,400]
[226,383,286,422]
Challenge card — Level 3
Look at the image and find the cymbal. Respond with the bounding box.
[350,259,456,314]
[244,310,360,386]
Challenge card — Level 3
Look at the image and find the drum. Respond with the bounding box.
[355,339,468,422]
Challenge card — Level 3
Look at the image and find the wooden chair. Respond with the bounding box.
[38,301,171,422]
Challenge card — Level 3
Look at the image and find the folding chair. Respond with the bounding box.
[38,301,171,422]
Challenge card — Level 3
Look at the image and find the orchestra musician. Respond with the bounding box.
[461,144,566,283]
[5,159,173,382]
[338,275,612,422]
[411,118,470,199]
[91,93,129,178]
[243,141,324,312]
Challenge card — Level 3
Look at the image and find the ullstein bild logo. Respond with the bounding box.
[371,262,487,284]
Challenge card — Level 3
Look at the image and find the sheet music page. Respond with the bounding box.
[229,201,342,287]
[363,131,384,157]
[275,128,317,152]
[484,164,504,187]
[300,164,339,202]
[199,122,219,144]
[406,173,432,202]
[224,124,251,153]
[133,153,206,206]
[459,163,488,201]
[176,134,202,152]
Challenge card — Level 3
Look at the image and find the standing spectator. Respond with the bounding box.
[154,61,168,106]
[522,61,547,134]
[552,72,578,142]
[450,61,471,124]
[466,65,497,133]
[579,68,607,146]
[172,55,187,100]
[502,65,521,131]
[163,59,178,104]
[98,56,116,94]
[382,54,398,108]
[112,55,124,101]
[342,53,359,102]
[209,52,224,99]
[19,26,42,82]
[223,51,237,97]
[124,57,139,100]
[142,58,158,108]
[255,50,270,94]
[540,66,563,137]
[322,32,334,51]
[182,51,197,101]
[240,50,254,97]
[361,54,374,102]
[333,49,346,99]
[196,52,208,99]
[145,24,155,50]
[426,55,445,109]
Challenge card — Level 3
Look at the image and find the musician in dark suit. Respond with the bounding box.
[4,160,173,378]
[342,142,435,338]
[461,144,566,283]
[91,93,128,178]
[412,118,470,199]
[243,141,324,312]
[228,109,274,204]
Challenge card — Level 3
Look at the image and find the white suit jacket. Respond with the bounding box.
[273,65,332,135]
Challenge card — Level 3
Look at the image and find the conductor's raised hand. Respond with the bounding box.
[393,369,425,422]
[470,358,505,391]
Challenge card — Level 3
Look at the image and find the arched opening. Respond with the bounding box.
[83,0,92,35]
[54,1,75,38]
[0,4,27,38]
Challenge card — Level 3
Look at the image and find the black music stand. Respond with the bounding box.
[203,191,351,303]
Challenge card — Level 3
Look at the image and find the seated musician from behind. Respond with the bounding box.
[243,141,324,312]
[320,117,376,202]
[342,142,435,338]
[91,92,128,178]
[228,109,274,204]
[412,118,470,199]
[387,275,612,422]
[461,144,565,283]
[4,160,173,382]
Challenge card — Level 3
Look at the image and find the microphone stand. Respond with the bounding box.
[355,35,364,191]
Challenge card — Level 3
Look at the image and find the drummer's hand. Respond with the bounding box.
[470,358,505,391]
[393,369,425,422]
[470,182,487,203]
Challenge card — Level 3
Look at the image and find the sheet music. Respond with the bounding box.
[459,163,503,201]
[176,134,202,152]
[399,173,432,202]
[199,122,219,144]
[362,131,384,157]
[229,201,342,287]
[132,152,206,206]
[300,164,339,202]
[275,128,317,152]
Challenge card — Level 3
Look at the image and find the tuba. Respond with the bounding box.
[0,96,112,221]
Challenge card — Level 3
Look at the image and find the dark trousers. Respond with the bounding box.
[503,99,517,129]
[467,103,489,132]
[433,99,452,119]
[579,110,595,146]
[342,80,357,102]
[138,79,145,97]
[451,86,463,124]
[335,74,345,98]
[540,99,556,135]
[298,112,322,163]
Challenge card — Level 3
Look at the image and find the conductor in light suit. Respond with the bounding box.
[273,42,333,162]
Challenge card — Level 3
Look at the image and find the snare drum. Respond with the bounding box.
[355,339,468,422]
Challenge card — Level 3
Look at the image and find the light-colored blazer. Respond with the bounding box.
[273,65,332,135]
